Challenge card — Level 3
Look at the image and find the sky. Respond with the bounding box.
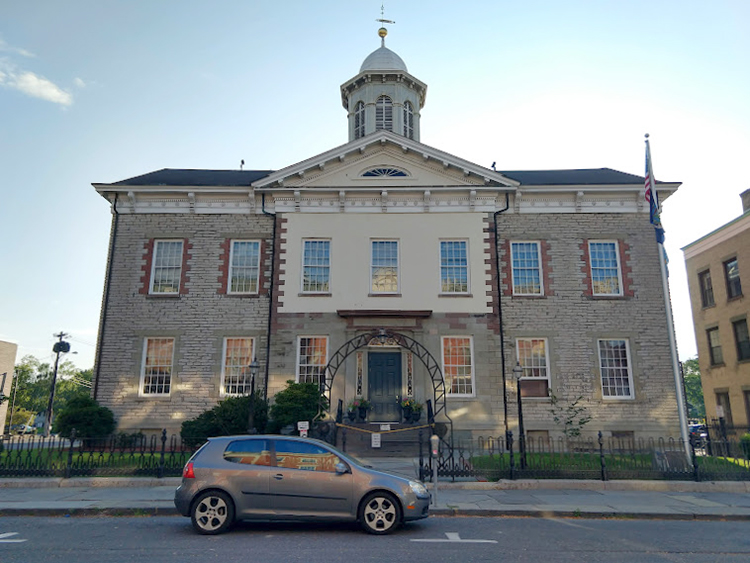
[1,0,749,371]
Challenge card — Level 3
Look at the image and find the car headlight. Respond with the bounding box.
[409,480,429,498]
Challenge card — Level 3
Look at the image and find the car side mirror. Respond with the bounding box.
[335,462,350,475]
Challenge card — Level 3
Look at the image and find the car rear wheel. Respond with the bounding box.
[191,490,235,535]
[359,491,401,535]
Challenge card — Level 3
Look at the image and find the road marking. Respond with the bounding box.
[411,532,497,543]
[0,532,28,543]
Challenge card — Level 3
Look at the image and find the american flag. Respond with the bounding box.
[645,135,665,244]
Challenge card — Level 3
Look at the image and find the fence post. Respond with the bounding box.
[690,436,700,482]
[508,431,515,480]
[65,428,76,479]
[598,431,607,481]
[158,429,167,478]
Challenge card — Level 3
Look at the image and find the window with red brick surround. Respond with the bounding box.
[502,240,554,297]
[217,238,269,296]
[580,239,634,298]
[139,238,191,295]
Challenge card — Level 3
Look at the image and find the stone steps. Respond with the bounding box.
[336,422,430,458]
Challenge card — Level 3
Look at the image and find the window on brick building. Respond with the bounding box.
[589,241,622,296]
[150,240,183,294]
[228,240,261,294]
[707,327,723,365]
[724,258,742,299]
[302,240,331,293]
[715,391,733,425]
[221,337,256,395]
[297,336,328,385]
[442,336,474,396]
[733,319,750,361]
[511,241,543,295]
[698,269,715,308]
[440,240,469,294]
[140,337,174,395]
[597,339,633,399]
[371,240,399,293]
[516,338,550,397]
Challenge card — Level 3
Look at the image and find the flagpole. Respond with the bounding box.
[645,134,690,460]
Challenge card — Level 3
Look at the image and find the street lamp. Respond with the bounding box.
[512,361,526,469]
[44,332,71,437]
[247,358,259,434]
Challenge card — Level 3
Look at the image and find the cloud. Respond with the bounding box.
[0,37,35,58]
[74,77,86,88]
[0,35,73,106]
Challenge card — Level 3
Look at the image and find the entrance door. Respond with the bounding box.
[368,352,402,422]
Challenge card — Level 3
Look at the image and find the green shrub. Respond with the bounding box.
[181,395,268,448]
[267,380,327,433]
[52,395,115,440]
[741,433,750,460]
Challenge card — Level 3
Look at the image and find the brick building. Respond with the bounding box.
[92,30,683,440]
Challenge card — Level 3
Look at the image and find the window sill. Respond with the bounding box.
[589,295,628,300]
[299,292,332,297]
[145,294,181,299]
[224,293,261,298]
[368,293,402,297]
[438,293,472,298]
[602,396,635,401]
[727,294,744,302]
[709,362,726,368]
[137,394,172,400]
[701,304,716,310]
[511,294,546,299]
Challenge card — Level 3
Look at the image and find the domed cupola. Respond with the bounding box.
[341,27,427,142]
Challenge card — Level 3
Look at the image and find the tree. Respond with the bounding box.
[268,380,327,433]
[52,395,115,440]
[549,393,592,438]
[682,357,705,420]
[181,395,268,448]
[10,355,90,417]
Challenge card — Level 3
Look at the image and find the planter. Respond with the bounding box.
[402,405,413,423]
[346,411,357,423]
[411,410,422,423]
[357,406,368,422]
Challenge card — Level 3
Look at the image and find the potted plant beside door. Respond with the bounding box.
[350,397,370,422]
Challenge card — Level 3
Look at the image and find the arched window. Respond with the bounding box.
[375,96,393,131]
[354,101,365,139]
[403,101,414,139]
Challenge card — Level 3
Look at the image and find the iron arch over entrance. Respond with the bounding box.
[320,328,452,427]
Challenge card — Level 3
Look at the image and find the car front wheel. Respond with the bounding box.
[191,490,235,535]
[359,491,401,535]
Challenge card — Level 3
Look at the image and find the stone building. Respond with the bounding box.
[683,190,750,431]
[0,340,19,432]
[92,29,683,440]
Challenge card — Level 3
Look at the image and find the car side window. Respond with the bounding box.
[274,440,341,472]
[223,439,271,466]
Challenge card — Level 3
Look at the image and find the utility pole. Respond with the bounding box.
[44,332,70,437]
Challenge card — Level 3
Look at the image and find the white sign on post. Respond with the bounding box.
[298,421,309,437]
[371,433,382,448]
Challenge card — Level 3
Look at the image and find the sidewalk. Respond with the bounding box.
[1,457,749,521]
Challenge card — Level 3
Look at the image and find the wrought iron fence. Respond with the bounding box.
[0,429,200,478]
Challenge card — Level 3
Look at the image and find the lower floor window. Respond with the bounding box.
[442,336,474,396]
[598,339,633,399]
[222,337,255,395]
[141,337,174,395]
[516,338,550,397]
[297,336,328,385]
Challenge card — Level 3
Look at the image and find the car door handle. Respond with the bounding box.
[274,474,284,480]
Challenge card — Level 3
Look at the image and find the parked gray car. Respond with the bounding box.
[174,435,430,535]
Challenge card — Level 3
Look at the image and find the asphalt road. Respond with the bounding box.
[1,515,749,562]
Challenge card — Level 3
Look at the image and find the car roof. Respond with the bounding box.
[206,435,330,446]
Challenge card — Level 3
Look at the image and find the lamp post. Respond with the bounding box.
[512,361,526,469]
[44,332,71,437]
[247,358,259,434]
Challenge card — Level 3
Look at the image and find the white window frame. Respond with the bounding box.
[510,241,543,296]
[354,101,365,139]
[441,336,475,397]
[375,95,393,131]
[296,336,329,386]
[301,239,331,294]
[149,239,183,294]
[515,338,550,381]
[370,239,400,294]
[588,240,623,296]
[439,239,470,295]
[220,337,256,396]
[403,100,414,139]
[597,338,634,399]
[139,337,175,396]
[228,240,261,294]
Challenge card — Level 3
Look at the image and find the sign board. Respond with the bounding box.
[297,421,310,431]
[379,424,391,431]
[371,433,382,448]
[299,429,308,438]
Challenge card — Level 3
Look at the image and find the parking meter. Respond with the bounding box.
[430,434,439,506]
[430,434,439,458]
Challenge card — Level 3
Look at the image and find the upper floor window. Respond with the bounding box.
[371,240,399,293]
[297,336,328,386]
[302,240,331,293]
[229,240,261,294]
[375,96,393,131]
[589,241,622,296]
[511,241,543,295]
[354,101,365,139]
[403,101,414,139]
[440,240,469,294]
[516,338,550,397]
[221,337,255,395]
[442,336,474,396]
[150,240,183,294]
[597,339,634,399]
[707,327,723,365]
[724,258,742,299]
[141,337,174,396]
[698,270,715,308]
[733,319,750,362]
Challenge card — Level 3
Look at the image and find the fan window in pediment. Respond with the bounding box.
[361,167,408,178]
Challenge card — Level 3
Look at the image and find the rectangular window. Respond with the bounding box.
[302,240,331,293]
[371,240,399,293]
[511,242,543,295]
[440,240,469,293]
[733,319,750,361]
[222,337,255,395]
[516,338,550,397]
[141,337,174,395]
[297,336,328,386]
[698,270,715,308]
[724,258,742,299]
[442,336,474,396]
[598,339,633,399]
[707,327,723,365]
[229,240,261,294]
[715,392,733,426]
[150,240,183,294]
[589,241,622,296]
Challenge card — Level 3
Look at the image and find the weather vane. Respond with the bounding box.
[376,4,395,46]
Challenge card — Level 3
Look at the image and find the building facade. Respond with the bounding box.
[0,340,19,432]
[92,30,683,440]
[683,190,750,431]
